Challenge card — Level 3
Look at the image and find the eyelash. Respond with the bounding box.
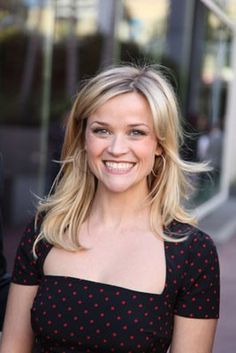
[92,128,147,137]
[92,128,110,135]
[130,129,147,136]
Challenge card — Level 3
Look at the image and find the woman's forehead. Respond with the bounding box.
[87,92,154,127]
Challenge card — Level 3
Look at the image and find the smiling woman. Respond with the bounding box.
[0,65,220,353]
[85,92,160,194]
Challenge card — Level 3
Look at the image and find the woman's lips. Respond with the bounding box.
[103,161,135,173]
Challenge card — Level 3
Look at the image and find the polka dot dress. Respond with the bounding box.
[12,218,220,353]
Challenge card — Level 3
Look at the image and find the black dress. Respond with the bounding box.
[12,218,220,353]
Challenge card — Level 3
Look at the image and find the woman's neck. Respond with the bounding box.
[89,185,151,230]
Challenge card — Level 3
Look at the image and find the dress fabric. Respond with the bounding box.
[12,217,220,353]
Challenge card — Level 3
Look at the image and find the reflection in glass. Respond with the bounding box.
[187,3,232,204]
[118,0,170,65]
[116,0,232,206]
[0,0,45,226]
[0,0,234,228]
[0,0,106,226]
[213,0,236,19]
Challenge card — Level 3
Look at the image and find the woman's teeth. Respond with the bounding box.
[104,161,134,171]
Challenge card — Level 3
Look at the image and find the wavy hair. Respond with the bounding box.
[34,64,207,253]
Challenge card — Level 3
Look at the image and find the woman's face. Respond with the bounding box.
[85,92,161,195]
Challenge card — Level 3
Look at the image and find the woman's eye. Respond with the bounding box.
[92,128,110,135]
[130,130,146,136]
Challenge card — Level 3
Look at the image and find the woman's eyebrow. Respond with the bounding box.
[127,123,150,128]
[89,121,110,126]
[90,121,149,128]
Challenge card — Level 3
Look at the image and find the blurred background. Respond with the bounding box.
[1,0,236,226]
[0,0,236,350]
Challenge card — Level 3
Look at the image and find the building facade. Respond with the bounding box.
[0,0,236,227]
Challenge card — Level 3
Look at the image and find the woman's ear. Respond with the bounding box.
[155,143,162,156]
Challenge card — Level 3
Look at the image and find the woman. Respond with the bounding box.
[0,65,220,353]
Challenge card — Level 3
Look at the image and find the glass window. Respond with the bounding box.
[116,0,233,204]
[117,0,196,106]
[117,0,170,74]
[213,0,236,19]
[0,0,109,227]
[0,0,234,230]
[0,0,45,227]
[186,2,232,204]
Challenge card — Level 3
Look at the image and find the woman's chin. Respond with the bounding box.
[97,179,147,195]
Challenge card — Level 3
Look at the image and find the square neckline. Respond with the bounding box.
[43,271,168,297]
[41,240,169,297]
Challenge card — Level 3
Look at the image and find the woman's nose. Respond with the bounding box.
[107,134,129,155]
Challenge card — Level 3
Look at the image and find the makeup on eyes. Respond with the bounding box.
[89,122,150,137]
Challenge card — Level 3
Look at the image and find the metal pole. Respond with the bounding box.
[38,0,55,196]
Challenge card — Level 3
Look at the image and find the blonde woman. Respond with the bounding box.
[0,65,219,353]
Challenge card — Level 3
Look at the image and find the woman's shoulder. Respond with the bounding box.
[167,221,220,319]
[165,219,219,259]
[12,213,52,285]
[18,213,50,250]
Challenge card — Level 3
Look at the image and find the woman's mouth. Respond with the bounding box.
[103,161,135,173]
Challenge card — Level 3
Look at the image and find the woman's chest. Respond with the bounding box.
[31,276,174,353]
[32,241,187,352]
[43,232,167,295]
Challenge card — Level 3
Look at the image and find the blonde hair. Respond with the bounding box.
[34,64,206,253]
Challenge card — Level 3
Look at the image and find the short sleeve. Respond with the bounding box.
[174,231,220,319]
[12,215,50,285]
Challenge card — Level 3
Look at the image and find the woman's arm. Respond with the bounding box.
[0,283,38,353]
[170,315,218,353]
